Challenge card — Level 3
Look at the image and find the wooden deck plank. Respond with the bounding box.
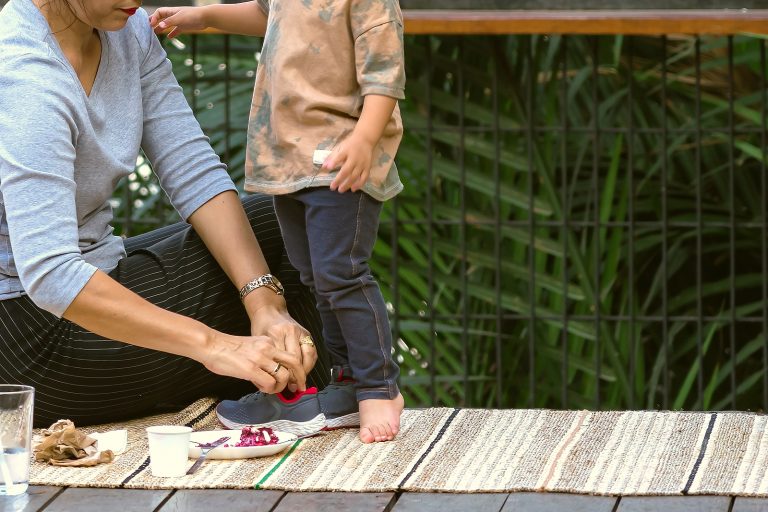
[0,486,63,512]
[618,496,733,512]
[395,492,509,512]
[41,488,172,512]
[158,489,284,512]
[733,498,768,512]
[502,492,617,512]
[274,492,395,512]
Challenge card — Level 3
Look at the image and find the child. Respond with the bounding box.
[150,0,405,443]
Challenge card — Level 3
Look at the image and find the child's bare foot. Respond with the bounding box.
[358,393,404,443]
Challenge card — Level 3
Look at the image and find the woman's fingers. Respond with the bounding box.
[281,328,317,375]
[205,332,308,393]
[272,347,307,391]
[258,319,317,387]
[250,364,287,394]
[295,331,318,373]
[250,368,277,393]
[300,341,317,374]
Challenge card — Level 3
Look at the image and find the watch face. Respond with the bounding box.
[266,274,284,294]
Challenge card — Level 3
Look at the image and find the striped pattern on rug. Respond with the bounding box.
[29,398,768,495]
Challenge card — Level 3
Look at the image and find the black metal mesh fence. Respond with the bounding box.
[111,32,768,411]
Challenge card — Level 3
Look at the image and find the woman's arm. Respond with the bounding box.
[187,191,319,377]
[62,269,306,392]
[187,191,279,317]
[63,190,317,388]
[136,12,316,379]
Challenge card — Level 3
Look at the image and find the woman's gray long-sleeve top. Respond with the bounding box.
[0,0,237,317]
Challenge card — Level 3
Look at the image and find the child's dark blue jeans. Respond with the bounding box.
[273,187,400,401]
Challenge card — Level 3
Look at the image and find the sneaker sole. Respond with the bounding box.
[323,412,360,429]
[216,411,327,438]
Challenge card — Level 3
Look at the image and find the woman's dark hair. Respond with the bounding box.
[39,0,91,34]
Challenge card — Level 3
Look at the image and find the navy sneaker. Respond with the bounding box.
[319,365,360,430]
[215,387,325,438]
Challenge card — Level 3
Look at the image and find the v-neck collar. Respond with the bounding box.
[20,0,110,100]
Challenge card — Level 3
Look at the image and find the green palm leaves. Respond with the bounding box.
[119,32,768,411]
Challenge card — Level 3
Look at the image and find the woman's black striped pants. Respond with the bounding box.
[0,194,329,427]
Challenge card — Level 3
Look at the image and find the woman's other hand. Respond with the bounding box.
[149,6,208,38]
[202,331,307,394]
[250,306,318,392]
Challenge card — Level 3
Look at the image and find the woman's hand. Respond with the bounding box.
[202,331,307,394]
[326,134,374,193]
[149,6,208,38]
[249,304,318,391]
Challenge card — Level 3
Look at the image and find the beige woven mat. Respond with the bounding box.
[28,399,768,495]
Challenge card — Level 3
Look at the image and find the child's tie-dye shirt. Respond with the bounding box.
[244,0,405,201]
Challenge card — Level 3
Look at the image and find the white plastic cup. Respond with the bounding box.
[0,385,34,496]
[146,426,192,477]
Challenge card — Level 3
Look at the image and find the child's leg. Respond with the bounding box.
[273,194,349,368]
[295,187,402,443]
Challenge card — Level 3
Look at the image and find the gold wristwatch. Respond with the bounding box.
[239,274,284,301]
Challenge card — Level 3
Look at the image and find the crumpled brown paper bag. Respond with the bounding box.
[33,420,114,467]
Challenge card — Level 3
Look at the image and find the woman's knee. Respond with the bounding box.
[241,194,278,228]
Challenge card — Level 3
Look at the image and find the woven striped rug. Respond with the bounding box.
[28,398,768,495]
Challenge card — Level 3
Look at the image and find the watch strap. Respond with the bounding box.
[239,274,284,300]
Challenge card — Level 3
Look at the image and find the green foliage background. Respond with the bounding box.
[117,33,768,411]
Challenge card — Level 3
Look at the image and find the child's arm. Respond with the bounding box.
[149,1,267,38]
[324,0,405,193]
[326,95,397,193]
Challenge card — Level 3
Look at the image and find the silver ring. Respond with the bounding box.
[271,362,282,375]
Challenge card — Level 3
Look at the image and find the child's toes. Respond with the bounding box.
[370,424,385,442]
[381,422,394,440]
[359,426,376,444]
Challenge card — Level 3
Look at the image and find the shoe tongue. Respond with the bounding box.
[277,386,318,403]
[331,365,355,383]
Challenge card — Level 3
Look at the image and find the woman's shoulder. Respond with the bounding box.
[119,8,158,58]
[0,0,70,79]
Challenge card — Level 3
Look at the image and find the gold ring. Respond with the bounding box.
[271,362,282,375]
[299,335,315,347]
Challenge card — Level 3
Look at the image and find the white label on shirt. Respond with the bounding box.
[312,149,332,166]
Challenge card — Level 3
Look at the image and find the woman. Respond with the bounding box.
[0,0,325,427]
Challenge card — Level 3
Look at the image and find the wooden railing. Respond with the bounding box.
[144,7,768,36]
[402,10,768,35]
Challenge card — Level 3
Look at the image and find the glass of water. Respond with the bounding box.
[0,385,34,496]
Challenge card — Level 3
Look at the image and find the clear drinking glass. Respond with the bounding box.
[0,385,34,496]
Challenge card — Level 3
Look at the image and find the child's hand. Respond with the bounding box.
[149,6,208,38]
[326,135,374,193]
